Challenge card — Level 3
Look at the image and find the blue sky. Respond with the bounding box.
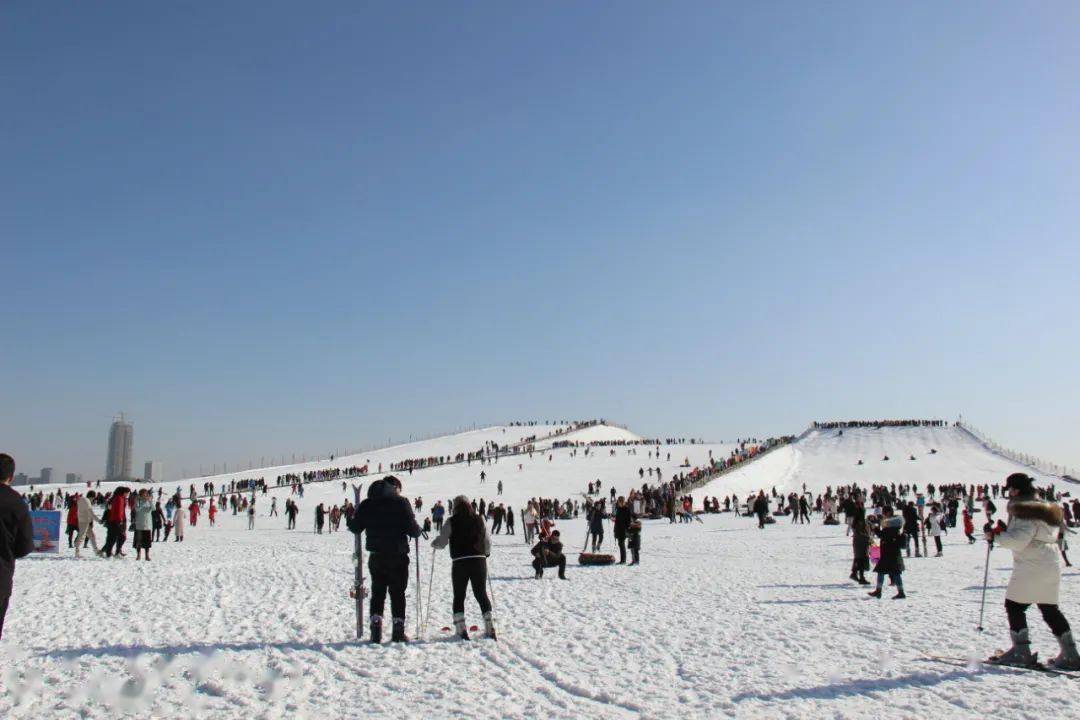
[3,2,1078,481]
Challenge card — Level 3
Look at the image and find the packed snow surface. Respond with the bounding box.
[3,425,1076,719]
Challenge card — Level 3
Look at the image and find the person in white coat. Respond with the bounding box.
[74,491,103,558]
[986,473,1079,670]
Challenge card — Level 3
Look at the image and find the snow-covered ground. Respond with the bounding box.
[3,424,1076,719]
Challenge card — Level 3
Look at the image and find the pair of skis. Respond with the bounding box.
[921,653,1079,679]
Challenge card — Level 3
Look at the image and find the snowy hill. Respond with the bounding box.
[6,419,1078,719]
[692,424,1069,502]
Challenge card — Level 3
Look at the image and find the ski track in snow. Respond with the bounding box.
[2,424,1075,719]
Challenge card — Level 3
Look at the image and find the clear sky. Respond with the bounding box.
[3,2,1079,481]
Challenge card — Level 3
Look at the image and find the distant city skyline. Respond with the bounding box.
[3,4,1078,480]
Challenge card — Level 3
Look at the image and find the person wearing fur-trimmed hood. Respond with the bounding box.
[986,473,1079,670]
[431,494,495,640]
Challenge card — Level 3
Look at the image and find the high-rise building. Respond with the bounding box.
[66,472,82,484]
[13,473,28,486]
[144,461,162,483]
[106,413,134,481]
[40,467,53,484]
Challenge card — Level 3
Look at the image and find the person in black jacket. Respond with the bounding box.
[613,497,634,564]
[868,506,906,599]
[902,502,920,558]
[431,494,495,640]
[532,531,567,579]
[753,491,769,529]
[347,476,421,643]
[1,453,35,640]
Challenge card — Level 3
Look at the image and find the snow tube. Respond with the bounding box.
[578,553,615,566]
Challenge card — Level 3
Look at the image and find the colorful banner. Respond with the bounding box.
[30,510,62,553]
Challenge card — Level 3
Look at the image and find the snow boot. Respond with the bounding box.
[849,572,859,582]
[867,588,882,599]
[391,618,408,643]
[857,572,870,585]
[369,615,383,644]
[989,629,1036,666]
[1049,630,1080,671]
[454,612,469,640]
[483,612,497,641]
[892,590,906,599]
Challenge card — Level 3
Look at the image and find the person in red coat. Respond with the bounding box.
[101,488,130,558]
[963,509,976,543]
[208,502,217,526]
[66,497,79,549]
[189,499,200,526]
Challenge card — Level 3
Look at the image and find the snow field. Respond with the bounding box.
[3,424,1076,719]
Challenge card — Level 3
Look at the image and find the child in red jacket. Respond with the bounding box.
[963,509,976,544]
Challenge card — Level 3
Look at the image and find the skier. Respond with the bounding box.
[431,494,496,640]
[347,476,421,643]
[985,473,1079,670]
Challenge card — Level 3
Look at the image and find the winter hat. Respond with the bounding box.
[1005,473,1035,494]
[452,495,471,514]
[383,475,402,490]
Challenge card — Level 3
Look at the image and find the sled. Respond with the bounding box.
[578,552,616,566]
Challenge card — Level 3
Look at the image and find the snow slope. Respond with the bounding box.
[4,423,1077,719]
[693,425,1067,502]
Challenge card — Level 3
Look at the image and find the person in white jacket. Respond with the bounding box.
[986,473,1079,670]
[74,491,103,558]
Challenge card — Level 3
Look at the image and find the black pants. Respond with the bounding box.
[492,519,502,534]
[1006,599,1070,636]
[757,513,766,529]
[533,555,566,579]
[102,521,126,557]
[0,593,8,640]
[369,553,410,621]
[616,534,627,563]
[934,536,943,553]
[452,558,492,614]
[590,530,603,551]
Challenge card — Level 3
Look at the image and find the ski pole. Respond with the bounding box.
[486,552,498,641]
[424,548,436,641]
[415,536,422,640]
[977,538,993,632]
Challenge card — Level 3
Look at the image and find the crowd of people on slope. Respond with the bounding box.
[813,419,948,429]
